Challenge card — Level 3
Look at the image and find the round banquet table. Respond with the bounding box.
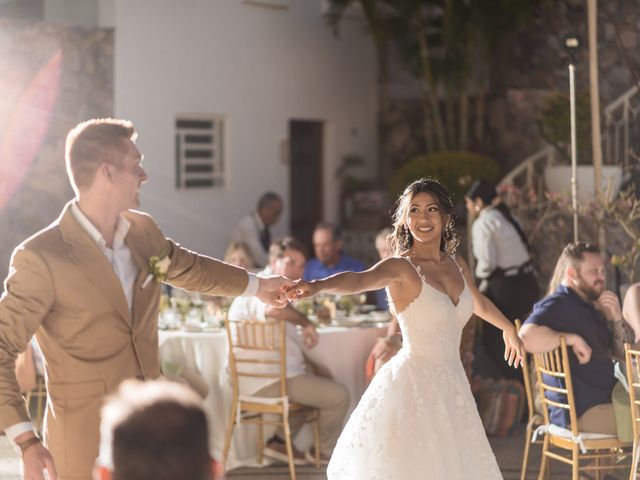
[158,324,385,468]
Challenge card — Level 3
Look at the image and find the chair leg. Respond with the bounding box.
[283,415,297,480]
[257,415,264,465]
[313,416,321,468]
[595,454,600,480]
[631,441,638,480]
[222,404,237,468]
[537,436,549,480]
[521,423,533,480]
[571,445,579,480]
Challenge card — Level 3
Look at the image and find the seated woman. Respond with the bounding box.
[224,240,258,271]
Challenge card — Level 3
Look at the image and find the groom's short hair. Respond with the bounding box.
[97,379,212,480]
[65,118,137,192]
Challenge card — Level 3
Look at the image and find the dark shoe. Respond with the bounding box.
[305,446,331,466]
[264,440,307,465]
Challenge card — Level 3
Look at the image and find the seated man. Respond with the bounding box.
[94,379,216,480]
[520,242,635,435]
[304,222,364,280]
[228,237,349,464]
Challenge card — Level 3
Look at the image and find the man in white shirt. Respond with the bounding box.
[230,192,283,267]
[0,118,291,480]
[228,237,349,464]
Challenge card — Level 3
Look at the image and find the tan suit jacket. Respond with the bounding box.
[0,202,249,479]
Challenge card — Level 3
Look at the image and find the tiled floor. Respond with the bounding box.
[0,424,587,479]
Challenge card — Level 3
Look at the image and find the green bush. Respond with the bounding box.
[389,151,500,202]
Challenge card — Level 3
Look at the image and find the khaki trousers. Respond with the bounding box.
[577,403,626,480]
[577,403,617,435]
[253,373,349,455]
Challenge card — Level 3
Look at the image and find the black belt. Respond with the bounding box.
[486,261,534,279]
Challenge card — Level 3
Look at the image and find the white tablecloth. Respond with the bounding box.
[158,325,384,468]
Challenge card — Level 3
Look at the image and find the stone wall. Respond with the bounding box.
[381,0,640,176]
[0,19,113,277]
[487,0,640,171]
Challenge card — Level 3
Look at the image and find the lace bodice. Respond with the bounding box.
[388,255,474,359]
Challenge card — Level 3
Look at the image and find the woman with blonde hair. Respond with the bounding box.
[224,241,257,271]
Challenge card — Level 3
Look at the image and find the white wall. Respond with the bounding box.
[114,0,377,258]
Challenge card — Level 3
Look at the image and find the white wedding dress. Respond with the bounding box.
[327,256,503,480]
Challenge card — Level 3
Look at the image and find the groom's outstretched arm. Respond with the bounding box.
[132,212,291,307]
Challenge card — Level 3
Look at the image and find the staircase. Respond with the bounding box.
[498,84,640,193]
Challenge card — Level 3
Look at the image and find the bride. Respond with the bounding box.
[289,177,524,479]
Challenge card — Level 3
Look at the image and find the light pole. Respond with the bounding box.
[565,35,580,243]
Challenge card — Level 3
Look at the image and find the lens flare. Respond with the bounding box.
[0,49,62,210]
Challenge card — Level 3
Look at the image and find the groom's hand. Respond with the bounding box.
[256,275,295,308]
[285,280,319,300]
[19,434,57,480]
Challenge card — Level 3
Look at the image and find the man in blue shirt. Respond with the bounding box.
[303,222,365,280]
[520,242,636,435]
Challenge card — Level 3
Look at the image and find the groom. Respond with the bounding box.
[0,118,292,480]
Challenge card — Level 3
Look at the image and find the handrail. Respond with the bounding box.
[604,84,639,116]
[501,82,640,188]
[498,145,557,190]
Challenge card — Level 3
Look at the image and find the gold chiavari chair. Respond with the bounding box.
[533,336,631,480]
[222,318,320,479]
[625,343,640,480]
[515,319,545,480]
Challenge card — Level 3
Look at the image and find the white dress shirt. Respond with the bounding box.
[230,212,269,267]
[471,206,530,279]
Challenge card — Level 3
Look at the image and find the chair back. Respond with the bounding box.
[515,319,536,421]
[532,336,579,436]
[625,344,640,444]
[226,318,287,399]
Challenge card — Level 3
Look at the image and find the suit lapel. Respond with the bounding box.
[59,203,133,327]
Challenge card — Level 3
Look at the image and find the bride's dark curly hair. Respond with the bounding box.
[388,177,460,256]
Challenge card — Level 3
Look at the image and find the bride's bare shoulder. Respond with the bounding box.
[381,255,417,278]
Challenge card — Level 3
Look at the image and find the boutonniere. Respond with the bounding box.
[142,249,171,289]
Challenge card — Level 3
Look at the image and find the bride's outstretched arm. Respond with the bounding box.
[289,256,407,298]
[456,255,525,368]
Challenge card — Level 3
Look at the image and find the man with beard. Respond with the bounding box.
[520,242,636,435]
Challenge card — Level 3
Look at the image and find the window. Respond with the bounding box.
[321,0,363,19]
[243,0,290,9]
[175,115,225,189]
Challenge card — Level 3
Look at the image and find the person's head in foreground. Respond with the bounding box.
[389,177,460,256]
[94,379,213,480]
[548,241,605,301]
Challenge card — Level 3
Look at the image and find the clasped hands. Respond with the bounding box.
[258,276,316,308]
